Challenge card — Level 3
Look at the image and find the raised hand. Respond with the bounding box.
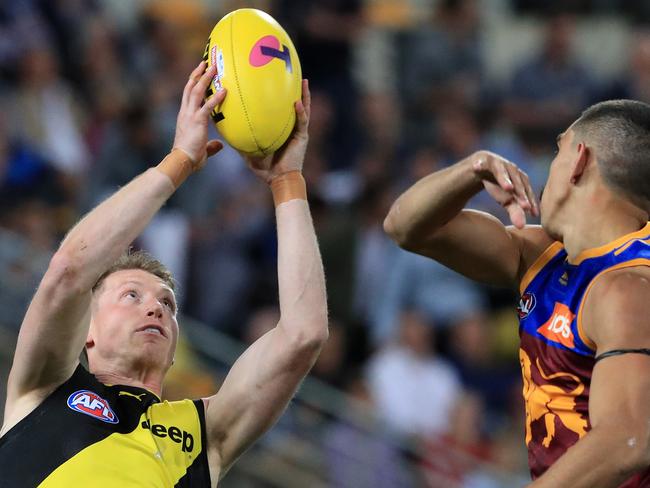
[173,61,227,169]
[242,79,311,183]
[472,150,539,229]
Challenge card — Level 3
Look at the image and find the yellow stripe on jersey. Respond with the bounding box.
[614,235,650,256]
[570,222,650,265]
[520,241,565,294]
[40,399,203,487]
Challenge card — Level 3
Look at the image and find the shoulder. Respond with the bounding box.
[587,265,650,308]
[582,265,650,349]
[509,225,556,261]
[508,225,557,285]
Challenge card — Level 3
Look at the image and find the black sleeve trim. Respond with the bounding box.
[594,348,650,363]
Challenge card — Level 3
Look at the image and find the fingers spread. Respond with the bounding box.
[189,65,216,109]
[521,172,539,217]
[200,88,227,117]
[510,170,531,210]
[493,160,514,191]
[182,62,207,107]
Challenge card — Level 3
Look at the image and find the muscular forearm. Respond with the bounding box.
[383,153,483,246]
[57,166,176,291]
[530,428,643,488]
[275,199,328,343]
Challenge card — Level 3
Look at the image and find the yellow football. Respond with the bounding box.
[202,9,302,157]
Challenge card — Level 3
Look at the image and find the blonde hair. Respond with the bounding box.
[92,249,175,293]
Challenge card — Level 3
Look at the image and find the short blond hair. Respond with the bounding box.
[92,250,176,293]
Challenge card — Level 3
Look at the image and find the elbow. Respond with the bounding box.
[383,210,409,247]
[301,319,330,352]
[622,432,650,475]
[595,425,650,478]
[383,213,423,251]
[284,317,329,356]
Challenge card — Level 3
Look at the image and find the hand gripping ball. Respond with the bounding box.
[202,9,302,157]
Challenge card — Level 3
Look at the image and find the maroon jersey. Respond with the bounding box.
[517,224,650,485]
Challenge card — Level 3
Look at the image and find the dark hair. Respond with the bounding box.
[92,249,175,293]
[573,99,650,212]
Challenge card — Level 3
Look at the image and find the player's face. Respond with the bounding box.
[540,127,577,236]
[88,269,179,372]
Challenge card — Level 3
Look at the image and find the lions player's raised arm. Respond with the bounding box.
[2,63,224,430]
[383,151,553,289]
[201,81,328,481]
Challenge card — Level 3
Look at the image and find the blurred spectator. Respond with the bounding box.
[371,247,485,345]
[0,113,69,244]
[366,310,462,438]
[0,2,52,77]
[324,370,415,487]
[504,13,597,152]
[0,114,63,330]
[79,15,135,157]
[401,0,484,144]
[602,29,650,104]
[447,313,520,431]
[242,306,280,344]
[357,92,403,172]
[5,45,89,177]
[186,180,270,334]
[277,0,363,169]
[0,228,51,331]
[352,181,401,332]
[36,0,103,86]
[421,391,493,487]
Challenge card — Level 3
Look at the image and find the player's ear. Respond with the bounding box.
[570,142,589,185]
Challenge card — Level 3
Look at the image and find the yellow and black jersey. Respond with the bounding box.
[0,364,212,487]
[517,223,650,486]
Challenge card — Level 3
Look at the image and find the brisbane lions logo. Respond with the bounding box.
[517,292,536,319]
[520,350,588,448]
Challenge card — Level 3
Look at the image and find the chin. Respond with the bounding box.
[541,219,562,241]
[133,348,168,370]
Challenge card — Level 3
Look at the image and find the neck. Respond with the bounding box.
[561,193,648,263]
[89,363,164,398]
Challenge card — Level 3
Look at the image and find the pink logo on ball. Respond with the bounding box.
[249,35,292,72]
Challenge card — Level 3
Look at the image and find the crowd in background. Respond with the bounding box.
[1,0,649,485]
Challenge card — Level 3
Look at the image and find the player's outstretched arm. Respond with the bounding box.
[384,151,551,288]
[202,81,328,480]
[528,267,650,488]
[3,63,225,425]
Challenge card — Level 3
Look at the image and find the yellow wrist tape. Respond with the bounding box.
[156,149,194,188]
[270,171,307,207]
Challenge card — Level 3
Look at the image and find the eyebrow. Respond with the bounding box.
[120,280,176,301]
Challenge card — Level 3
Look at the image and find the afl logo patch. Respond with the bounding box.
[67,390,119,424]
[517,292,536,319]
